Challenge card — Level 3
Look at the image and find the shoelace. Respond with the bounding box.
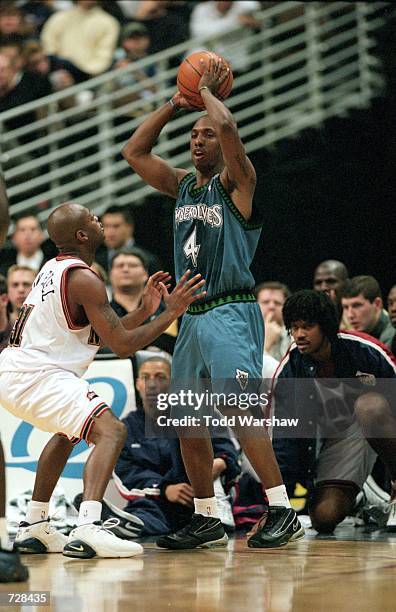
[97,518,121,536]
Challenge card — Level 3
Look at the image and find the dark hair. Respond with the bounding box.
[283,290,339,340]
[255,281,291,300]
[341,275,382,302]
[110,247,148,272]
[102,205,134,226]
[14,212,42,229]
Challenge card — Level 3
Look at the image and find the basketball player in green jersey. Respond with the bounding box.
[123,57,304,549]
[0,175,29,581]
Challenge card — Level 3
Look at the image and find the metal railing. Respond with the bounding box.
[0,2,389,224]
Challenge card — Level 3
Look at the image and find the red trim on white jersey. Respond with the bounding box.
[60,264,91,330]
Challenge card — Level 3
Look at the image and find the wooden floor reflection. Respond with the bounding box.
[2,532,396,612]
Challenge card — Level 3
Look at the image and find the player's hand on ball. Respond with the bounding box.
[198,56,230,95]
[161,270,206,317]
[171,92,201,111]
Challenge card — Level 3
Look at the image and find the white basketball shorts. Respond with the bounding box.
[0,369,110,444]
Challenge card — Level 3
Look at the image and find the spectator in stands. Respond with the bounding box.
[0,51,52,136]
[132,0,190,58]
[114,22,152,67]
[111,22,156,117]
[41,0,119,79]
[313,259,349,325]
[109,249,176,355]
[388,284,396,329]
[110,249,148,313]
[341,276,395,349]
[105,355,239,537]
[23,40,86,88]
[313,259,349,302]
[272,290,396,533]
[0,4,31,46]
[189,1,261,74]
[0,274,12,353]
[6,265,35,322]
[255,281,291,361]
[21,0,57,35]
[95,205,161,275]
[0,213,56,276]
[0,36,24,71]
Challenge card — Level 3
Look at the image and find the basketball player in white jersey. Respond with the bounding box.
[0,175,29,581]
[0,202,205,559]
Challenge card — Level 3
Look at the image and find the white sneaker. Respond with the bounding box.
[63,519,144,558]
[214,479,235,531]
[15,520,68,553]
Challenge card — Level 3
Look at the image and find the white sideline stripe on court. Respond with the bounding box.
[112,472,160,499]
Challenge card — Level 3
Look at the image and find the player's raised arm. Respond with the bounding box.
[198,57,256,221]
[122,98,191,198]
[0,174,10,247]
[69,268,205,358]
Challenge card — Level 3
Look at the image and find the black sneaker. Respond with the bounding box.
[156,513,228,550]
[0,549,29,582]
[247,506,305,548]
[73,494,144,539]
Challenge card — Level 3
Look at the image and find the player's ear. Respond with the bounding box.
[75,229,88,243]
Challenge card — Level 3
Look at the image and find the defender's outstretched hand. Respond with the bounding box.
[141,271,172,316]
[161,270,206,318]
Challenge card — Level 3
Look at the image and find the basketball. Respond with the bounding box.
[177,51,233,109]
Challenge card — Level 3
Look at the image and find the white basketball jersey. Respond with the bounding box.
[0,256,100,377]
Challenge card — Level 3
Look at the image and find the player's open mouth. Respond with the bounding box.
[193,150,204,159]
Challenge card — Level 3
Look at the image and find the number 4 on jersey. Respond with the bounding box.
[183,227,201,267]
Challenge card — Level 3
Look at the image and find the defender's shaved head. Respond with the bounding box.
[47,203,104,255]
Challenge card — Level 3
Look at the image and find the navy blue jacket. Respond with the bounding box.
[113,409,240,502]
[271,331,396,493]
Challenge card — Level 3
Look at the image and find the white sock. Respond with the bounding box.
[194,496,219,518]
[0,517,13,551]
[26,500,50,524]
[266,485,291,508]
[78,501,102,526]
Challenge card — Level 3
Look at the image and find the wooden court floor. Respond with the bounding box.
[1,530,396,612]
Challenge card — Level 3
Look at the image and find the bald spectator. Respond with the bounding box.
[41,0,119,79]
[341,276,396,349]
[313,259,349,301]
[313,259,349,325]
[256,281,291,361]
[6,265,35,323]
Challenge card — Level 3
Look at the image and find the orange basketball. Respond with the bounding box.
[177,51,233,109]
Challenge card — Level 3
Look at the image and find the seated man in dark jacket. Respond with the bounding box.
[271,290,396,534]
[83,355,240,538]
